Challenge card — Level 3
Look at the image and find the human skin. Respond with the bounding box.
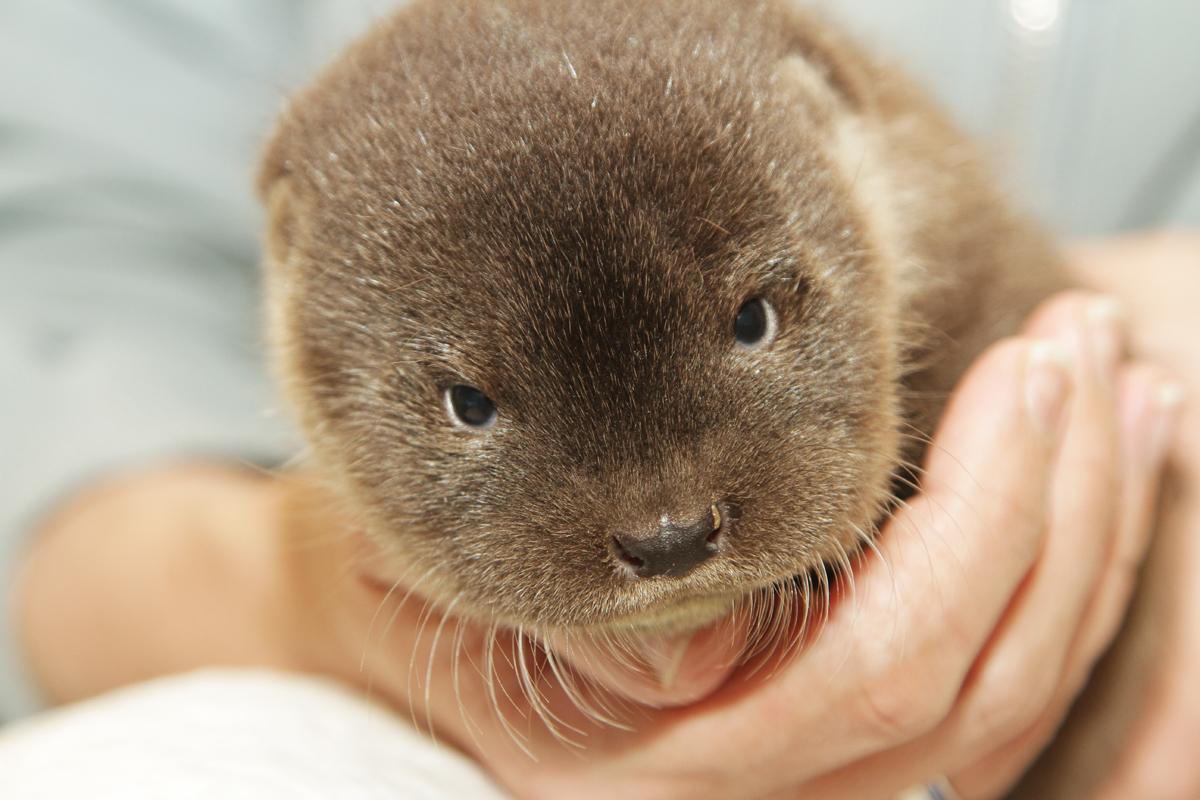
[14,235,1195,798]
[1054,232,1200,800]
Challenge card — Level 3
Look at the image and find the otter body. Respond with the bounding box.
[257,1,1121,795]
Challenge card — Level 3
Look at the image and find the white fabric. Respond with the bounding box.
[0,670,507,799]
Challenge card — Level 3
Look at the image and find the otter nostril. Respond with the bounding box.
[611,536,645,569]
[706,503,724,545]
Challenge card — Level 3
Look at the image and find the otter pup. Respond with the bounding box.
[257,0,1116,794]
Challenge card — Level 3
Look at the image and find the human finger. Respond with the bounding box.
[936,295,1124,753]
[949,365,1182,799]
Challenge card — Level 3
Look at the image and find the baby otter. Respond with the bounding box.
[257,0,1116,794]
[259,0,1064,628]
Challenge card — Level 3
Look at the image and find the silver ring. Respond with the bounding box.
[894,776,962,800]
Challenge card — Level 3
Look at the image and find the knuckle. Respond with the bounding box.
[1081,575,1138,668]
[847,592,990,745]
[1025,291,1094,333]
[852,667,955,744]
[967,658,1059,745]
[1145,226,1200,253]
[1112,545,1148,584]
[937,602,983,658]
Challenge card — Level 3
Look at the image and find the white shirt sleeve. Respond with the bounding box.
[0,670,510,799]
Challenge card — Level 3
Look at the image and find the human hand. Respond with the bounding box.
[1060,231,1200,800]
[16,292,1176,799]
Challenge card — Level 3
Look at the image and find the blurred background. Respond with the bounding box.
[1,0,1198,717]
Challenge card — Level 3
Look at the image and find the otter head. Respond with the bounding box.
[258,0,902,635]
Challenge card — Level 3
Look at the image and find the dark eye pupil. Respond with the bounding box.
[734,299,768,344]
[449,385,496,427]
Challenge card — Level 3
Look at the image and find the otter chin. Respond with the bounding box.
[257,0,1103,791]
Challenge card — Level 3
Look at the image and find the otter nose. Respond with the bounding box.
[612,504,725,578]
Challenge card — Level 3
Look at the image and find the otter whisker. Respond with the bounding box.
[360,563,436,676]
[361,564,438,705]
[422,593,463,746]
[404,593,441,738]
[515,625,588,747]
[543,641,633,731]
[816,563,832,643]
[745,583,787,675]
[592,627,648,680]
[450,613,489,759]
[483,623,535,760]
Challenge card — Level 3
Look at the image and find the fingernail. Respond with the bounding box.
[641,632,695,690]
[1086,296,1125,385]
[1147,382,1186,467]
[1026,341,1074,436]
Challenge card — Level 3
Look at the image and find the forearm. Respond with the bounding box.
[15,463,294,706]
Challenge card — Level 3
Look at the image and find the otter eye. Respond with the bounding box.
[445,385,497,429]
[733,298,776,348]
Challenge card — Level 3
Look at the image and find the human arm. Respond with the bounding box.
[0,1,308,719]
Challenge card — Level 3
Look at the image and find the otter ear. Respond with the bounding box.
[775,10,872,114]
[257,121,307,272]
[257,123,311,365]
[261,176,303,272]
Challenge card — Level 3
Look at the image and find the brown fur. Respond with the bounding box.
[255,0,1123,794]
